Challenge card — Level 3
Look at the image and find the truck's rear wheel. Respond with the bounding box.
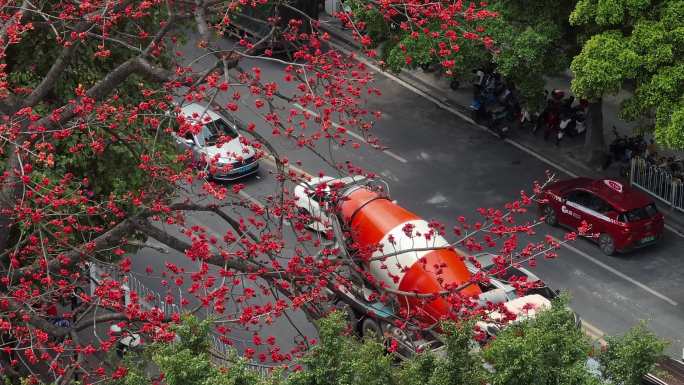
[334,302,359,335]
[361,318,382,339]
[450,79,460,90]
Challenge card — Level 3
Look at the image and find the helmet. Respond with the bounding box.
[551,89,565,100]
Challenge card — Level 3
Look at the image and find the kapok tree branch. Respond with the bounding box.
[22,0,138,109]
[14,215,144,277]
[133,217,261,275]
[0,148,24,253]
[30,56,175,133]
[23,41,82,108]
[0,55,176,252]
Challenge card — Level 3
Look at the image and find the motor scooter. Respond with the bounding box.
[469,71,518,138]
[488,104,515,138]
[110,324,142,358]
[603,126,646,174]
[557,97,588,143]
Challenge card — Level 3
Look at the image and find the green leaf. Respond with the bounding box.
[482,295,599,385]
[570,31,637,99]
[598,322,667,385]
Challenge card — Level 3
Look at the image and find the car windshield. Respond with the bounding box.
[620,203,658,223]
[195,118,239,146]
[474,254,538,279]
[475,253,496,270]
[469,253,555,298]
[473,254,516,277]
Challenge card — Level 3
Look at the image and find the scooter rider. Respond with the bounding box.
[542,89,564,142]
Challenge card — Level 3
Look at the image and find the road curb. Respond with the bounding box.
[320,22,472,116]
[319,21,684,238]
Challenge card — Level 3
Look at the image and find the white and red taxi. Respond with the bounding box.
[540,178,664,255]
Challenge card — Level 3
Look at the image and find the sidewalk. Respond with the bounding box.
[317,12,684,235]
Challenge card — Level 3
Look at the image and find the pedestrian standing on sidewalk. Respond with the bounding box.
[542,90,563,142]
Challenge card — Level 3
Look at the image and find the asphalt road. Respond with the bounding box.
[127,37,684,360]
[353,76,684,358]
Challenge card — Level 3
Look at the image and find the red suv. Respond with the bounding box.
[540,178,664,255]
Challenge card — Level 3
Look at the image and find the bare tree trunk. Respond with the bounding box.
[0,148,22,253]
[584,98,606,169]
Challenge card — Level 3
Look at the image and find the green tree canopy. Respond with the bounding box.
[107,298,666,385]
[3,3,181,202]
[483,0,578,110]
[570,0,684,148]
[598,322,668,385]
[350,0,577,110]
[482,296,601,385]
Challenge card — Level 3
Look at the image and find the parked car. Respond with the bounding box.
[172,103,258,180]
[540,178,664,255]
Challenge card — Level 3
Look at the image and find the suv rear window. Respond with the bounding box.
[620,203,658,223]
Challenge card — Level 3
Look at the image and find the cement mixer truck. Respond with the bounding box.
[294,175,569,357]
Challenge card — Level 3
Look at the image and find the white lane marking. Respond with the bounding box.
[260,154,315,178]
[237,188,293,228]
[382,149,409,164]
[665,223,684,238]
[504,139,577,179]
[552,236,678,306]
[183,215,226,243]
[426,193,448,205]
[292,103,408,164]
[329,40,684,240]
[238,190,264,208]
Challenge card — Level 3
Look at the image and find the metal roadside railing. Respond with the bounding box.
[89,262,276,375]
[643,356,684,385]
[630,157,684,213]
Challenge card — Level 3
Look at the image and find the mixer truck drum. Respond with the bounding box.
[336,185,481,325]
